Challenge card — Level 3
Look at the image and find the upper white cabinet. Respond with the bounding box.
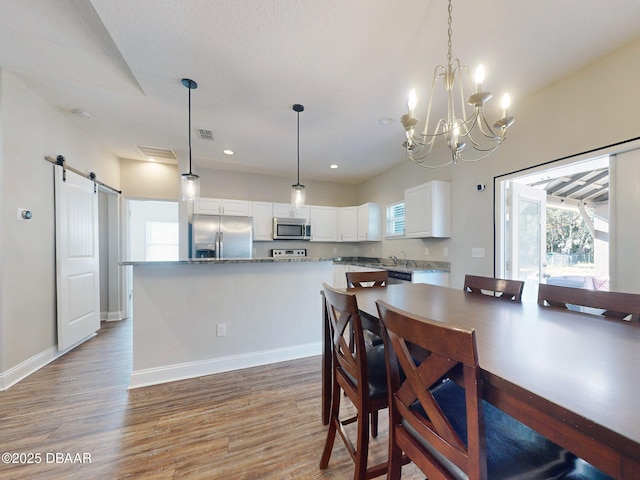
[195,198,251,217]
[337,207,358,242]
[357,203,382,241]
[404,180,451,238]
[310,206,337,242]
[251,201,274,241]
[273,203,310,219]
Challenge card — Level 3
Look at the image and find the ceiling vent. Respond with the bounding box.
[135,145,178,161]
[198,129,214,141]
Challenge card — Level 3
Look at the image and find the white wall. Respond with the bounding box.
[356,38,640,290]
[0,70,121,383]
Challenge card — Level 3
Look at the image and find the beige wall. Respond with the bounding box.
[0,70,121,377]
[356,38,640,289]
[197,167,358,206]
[119,159,180,200]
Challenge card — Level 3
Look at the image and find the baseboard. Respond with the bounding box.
[102,310,123,321]
[0,334,96,391]
[129,341,322,389]
[0,346,58,391]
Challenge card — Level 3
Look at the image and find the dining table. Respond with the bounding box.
[321,283,640,479]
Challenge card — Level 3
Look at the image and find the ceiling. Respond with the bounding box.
[3,1,640,184]
[516,156,610,205]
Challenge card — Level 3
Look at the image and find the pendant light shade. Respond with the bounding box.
[291,103,305,209]
[181,78,200,202]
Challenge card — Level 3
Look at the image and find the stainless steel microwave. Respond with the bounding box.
[273,217,311,240]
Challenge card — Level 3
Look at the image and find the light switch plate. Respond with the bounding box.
[472,247,485,258]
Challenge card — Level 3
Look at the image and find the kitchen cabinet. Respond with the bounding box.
[357,203,382,241]
[404,180,451,238]
[337,207,358,242]
[310,206,337,242]
[273,203,310,219]
[251,201,274,241]
[195,198,251,217]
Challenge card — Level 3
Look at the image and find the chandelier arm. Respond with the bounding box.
[419,65,448,136]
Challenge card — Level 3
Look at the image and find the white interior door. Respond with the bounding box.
[506,182,547,302]
[55,166,100,350]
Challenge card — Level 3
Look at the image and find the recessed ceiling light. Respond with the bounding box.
[223,149,234,155]
[379,116,394,125]
[329,164,339,169]
[149,157,156,162]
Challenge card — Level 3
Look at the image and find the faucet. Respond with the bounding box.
[397,251,407,266]
[388,255,398,266]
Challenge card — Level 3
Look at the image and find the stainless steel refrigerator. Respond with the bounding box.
[189,214,253,259]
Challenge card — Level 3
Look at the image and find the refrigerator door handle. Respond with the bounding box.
[218,232,223,259]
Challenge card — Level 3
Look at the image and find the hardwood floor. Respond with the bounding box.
[0,319,424,479]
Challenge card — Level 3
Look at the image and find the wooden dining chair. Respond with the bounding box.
[346,270,388,288]
[463,274,525,302]
[538,283,640,321]
[376,299,583,480]
[319,283,388,480]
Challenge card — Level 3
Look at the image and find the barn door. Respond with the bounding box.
[54,166,100,350]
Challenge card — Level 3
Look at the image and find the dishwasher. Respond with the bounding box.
[387,270,413,284]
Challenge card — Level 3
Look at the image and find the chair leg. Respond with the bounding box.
[387,425,403,480]
[354,407,370,480]
[319,383,341,469]
[371,410,379,438]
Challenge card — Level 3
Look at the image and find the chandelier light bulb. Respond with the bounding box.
[474,65,485,91]
[501,93,511,116]
[408,89,418,114]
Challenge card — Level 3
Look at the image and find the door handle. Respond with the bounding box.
[218,232,223,259]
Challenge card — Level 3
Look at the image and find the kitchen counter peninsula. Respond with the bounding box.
[122,257,333,388]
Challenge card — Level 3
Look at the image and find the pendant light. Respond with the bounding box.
[291,103,306,208]
[181,78,200,202]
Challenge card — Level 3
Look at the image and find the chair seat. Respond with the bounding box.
[408,380,610,480]
[343,344,387,398]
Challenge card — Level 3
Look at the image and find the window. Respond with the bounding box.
[145,221,179,261]
[386,201,405,237]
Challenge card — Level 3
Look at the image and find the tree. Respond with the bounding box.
[546,207,593,255]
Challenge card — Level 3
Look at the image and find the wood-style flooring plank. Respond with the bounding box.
[0,318,424,479]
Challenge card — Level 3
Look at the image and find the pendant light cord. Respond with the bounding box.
[296,109,300,184]
[188,84,193,175]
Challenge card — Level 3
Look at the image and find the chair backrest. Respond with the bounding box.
[322,283,370,394]
[463,274,524,302]
[346,270,388,288]
[538,283,640,321]
[376,299,487,480]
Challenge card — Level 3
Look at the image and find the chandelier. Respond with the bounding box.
[400,0,514,168]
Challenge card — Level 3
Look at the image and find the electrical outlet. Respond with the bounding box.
[472,247,485,258]
[424,247,430,256]
[443,247,448,257]
[333,247,337,253]
[216,323,227,337]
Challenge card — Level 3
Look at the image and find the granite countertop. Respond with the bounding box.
[334,256,450,273]
[120,257,335,266]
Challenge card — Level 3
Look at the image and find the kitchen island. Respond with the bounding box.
[122,257,334,388]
